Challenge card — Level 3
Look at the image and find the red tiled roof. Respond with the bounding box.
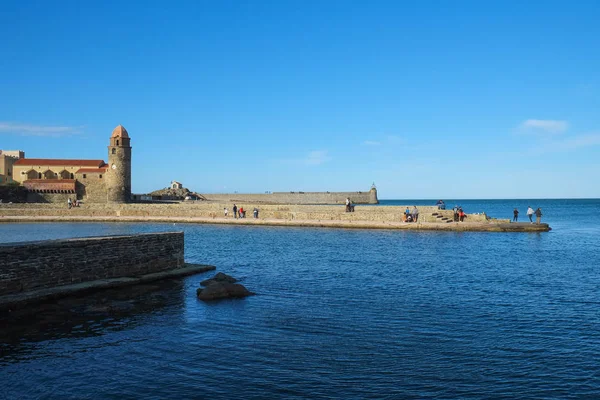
[23,179,76,192]
[14,158,105,167]
[76,167,108,174]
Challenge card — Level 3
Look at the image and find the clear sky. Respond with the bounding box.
[1,0,599,199]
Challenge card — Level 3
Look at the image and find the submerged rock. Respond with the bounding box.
[197,273,254,301]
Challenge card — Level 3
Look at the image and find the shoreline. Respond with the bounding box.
[0,215,551,232]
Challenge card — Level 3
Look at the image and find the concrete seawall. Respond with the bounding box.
[0,232,215,309]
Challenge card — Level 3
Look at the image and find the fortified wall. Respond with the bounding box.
[203,188,378,204]
[0,232,184,298]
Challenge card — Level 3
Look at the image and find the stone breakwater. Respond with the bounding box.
[0,203,550,232]
[0,232,215,309]
[202,189,378,204]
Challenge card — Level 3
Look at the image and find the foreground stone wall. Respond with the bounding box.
[0,232,184,297]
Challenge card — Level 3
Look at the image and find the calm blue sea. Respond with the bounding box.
[1,199,599,399]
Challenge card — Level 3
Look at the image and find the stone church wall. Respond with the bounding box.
[76,174,107,203]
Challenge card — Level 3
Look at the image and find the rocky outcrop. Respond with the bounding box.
[196,273,255,301]
[200,272,238,286]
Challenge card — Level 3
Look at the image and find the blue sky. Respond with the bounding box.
[1,0,599,198]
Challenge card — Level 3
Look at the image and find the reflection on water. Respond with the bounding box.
[0,279,186,365]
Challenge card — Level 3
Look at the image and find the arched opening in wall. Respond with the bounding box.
[99,174,102,179]
[43,170,57,180]
[26,169,38,180]
[70,173,74,179]
[112,148,116,154]
[116,140,119,146]
[38,172,42,179]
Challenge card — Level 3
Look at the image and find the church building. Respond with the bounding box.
[10,125,132,203]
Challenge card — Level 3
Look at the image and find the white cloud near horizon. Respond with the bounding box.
[519,119,568,134]
[304,150,330,165]
[529,132,600,155]
[558,133,600,150]
[0,122,83,137]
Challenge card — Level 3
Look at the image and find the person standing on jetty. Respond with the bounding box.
[453,205,459,222]
[527,206,534,223]
[224,207,228,217]
[535,207,543,224]
[233,204,238,219]
[411,206,419,223]
[67,198,72,209]
[513,208,519,222]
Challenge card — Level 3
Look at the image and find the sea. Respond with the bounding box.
[1,199,599,399]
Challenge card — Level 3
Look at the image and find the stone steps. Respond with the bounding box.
[432,212,453,223]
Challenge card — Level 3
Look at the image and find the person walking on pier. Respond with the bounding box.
[527,206,534,223]
[224,207,228,217]
[513,208,519,222]
[535,207,543,224]
[233,204,238,219]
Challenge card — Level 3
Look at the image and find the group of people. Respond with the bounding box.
[453,205,466,222]
[403,206,419,222]
[67,198,80,209]
[225,204,259,219]
[514,206,543,224]
[435,200,446,210]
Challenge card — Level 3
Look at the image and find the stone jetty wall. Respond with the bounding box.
[0,202,497,223]
[0,232,184,297]
[203,189,378,204]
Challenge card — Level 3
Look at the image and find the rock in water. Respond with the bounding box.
[197,283,230,300]
[200,272,238,287]
[223,283,254,298]
[197,281,255,301]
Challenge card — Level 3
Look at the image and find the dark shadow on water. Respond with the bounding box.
[0,279,186,365]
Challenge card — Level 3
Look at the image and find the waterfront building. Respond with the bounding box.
[0,150,25,184]
[10,125,132,203]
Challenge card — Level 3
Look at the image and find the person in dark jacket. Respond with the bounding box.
[535,207,543,224]
[513,208,519,222]
[233,204,238,219]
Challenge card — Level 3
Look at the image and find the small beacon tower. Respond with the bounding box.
[369,182,379,204]
[107,125,132,203]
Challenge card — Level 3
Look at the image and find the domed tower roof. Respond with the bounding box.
[111,125,129,138]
